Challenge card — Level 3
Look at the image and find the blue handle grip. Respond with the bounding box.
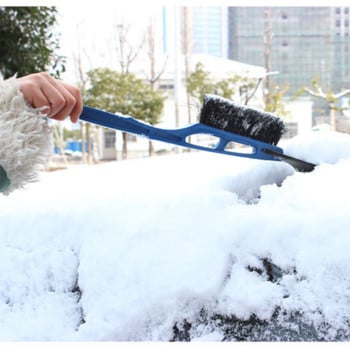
[79,106,283,161]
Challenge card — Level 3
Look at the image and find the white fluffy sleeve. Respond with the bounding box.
[0,75,53,195]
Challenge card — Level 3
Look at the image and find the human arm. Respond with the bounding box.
[0,72,83,195]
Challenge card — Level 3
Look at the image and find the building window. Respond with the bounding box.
[126,134,137,142]
[336,8,341,14]
[159,84,174,90]
[282,40,288,47]
[281,63,289,74]
[282,12,288,19]
[104,130,116,149]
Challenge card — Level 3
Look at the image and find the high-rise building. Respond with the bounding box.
[190,7,228,58]
[162,7,228,58]
[228,7,350,116]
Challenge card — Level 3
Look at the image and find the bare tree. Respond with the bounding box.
[115,20,145,74]
[181,7,193,127]
[263,8,273,108]
[114,19,145,159]
[145,19,168,87]
[143,17,168,156]
[73,23,98,165]
[304,79,350,131]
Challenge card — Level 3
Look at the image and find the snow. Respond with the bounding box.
[1,129,350,341]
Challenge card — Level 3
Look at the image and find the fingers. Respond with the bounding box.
[17,72,83,123]
[60,81,83,123]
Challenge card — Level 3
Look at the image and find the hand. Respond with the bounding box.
[17,72,83,123]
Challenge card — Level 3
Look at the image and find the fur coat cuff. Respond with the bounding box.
[0,75,53,195]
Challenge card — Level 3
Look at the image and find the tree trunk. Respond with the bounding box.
[182,7,193,144]
[80,122,87,164]
[122,132,128,160]
[264,8,272,108]
[149,140,154,157]
[330,104,337,131]
[86,123,93,165]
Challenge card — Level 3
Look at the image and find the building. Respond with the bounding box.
[162,7,228,58]
[81,7,343,160]
[189,7,228,58]
[228,7,350,118]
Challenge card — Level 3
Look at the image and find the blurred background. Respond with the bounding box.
[1,4,350,165]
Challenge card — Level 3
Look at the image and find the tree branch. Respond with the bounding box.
[303,87,327,100]
[334,89,350,100]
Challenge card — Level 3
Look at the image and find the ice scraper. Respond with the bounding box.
[79,94,316,172]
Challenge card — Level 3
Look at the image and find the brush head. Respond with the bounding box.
[199,94,285,146]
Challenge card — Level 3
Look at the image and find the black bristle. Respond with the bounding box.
[199,94,285,146]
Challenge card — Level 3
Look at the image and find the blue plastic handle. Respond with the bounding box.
[79,106,283,161]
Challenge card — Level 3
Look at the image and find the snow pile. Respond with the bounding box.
[0,130,350,341]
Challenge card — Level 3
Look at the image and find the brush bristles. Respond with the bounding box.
[199,94,285,146]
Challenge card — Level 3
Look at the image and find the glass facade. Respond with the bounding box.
[191,7,228,57]
[228,7,350,115]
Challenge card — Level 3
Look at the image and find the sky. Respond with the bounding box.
[55,4,165,83]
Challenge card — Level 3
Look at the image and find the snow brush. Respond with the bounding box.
[79,94,316,172]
